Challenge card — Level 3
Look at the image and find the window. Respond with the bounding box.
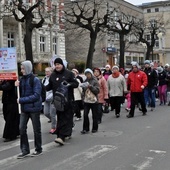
[40,36,45,52]
[53,37,57,55]
[145,35,150,41]
[147,9,151,13]
[7,32,14,47]
[126,56,131,65]
[139,57,144,65]
[133,57,138,61]
[155,8,159,12]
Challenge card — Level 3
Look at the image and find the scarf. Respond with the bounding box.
[112,72,120,78]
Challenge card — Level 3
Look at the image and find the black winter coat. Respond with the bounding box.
[0,80,17,104]
[46,68,79,101]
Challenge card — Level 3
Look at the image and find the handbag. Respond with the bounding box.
[84,88,97,103]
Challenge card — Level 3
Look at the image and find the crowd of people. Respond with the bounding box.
[1,58,170,159]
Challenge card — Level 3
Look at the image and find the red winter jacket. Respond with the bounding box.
[127,70,148,92]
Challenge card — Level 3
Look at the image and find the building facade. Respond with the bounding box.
[139,0,170,66]
[65,0,170,69]
[0,0,65,72]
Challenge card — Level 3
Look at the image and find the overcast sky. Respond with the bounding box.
[125,0,166,6]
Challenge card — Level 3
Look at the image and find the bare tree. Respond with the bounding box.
[133,19,160,61]
[107,9,135,69]
[64,0,108,68]
[11,0,44,64]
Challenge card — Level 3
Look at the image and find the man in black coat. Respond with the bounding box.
[143,60,158,111]
[46,58,78,145]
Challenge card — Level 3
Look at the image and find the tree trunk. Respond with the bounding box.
[145,46,152,60]
[24,23,33,64]
[86,33,97,69]
[119,34,125,69]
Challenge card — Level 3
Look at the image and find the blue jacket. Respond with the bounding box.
[19,73,42,113]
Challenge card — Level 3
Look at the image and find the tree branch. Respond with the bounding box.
[12,10,25,22]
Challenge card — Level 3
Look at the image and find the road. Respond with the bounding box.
[0,102,170,170]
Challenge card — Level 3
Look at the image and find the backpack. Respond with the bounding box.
[29,74,46,102]
[53,81,69,111]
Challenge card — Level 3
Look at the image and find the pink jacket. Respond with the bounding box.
[97,75,109,103]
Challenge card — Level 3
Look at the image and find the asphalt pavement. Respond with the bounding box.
[0,100,170,170]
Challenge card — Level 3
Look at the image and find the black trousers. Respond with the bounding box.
[129,92,147,117]
[109,96,122,115]
[56,102,74,140]
[83,103,98,131]
[3,103,20,139]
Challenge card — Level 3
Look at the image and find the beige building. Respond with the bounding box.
[65,0,170,68]
[0,0,65,72]
[139,0,170,66]
[1,0,170,72]
[65,0,144,69]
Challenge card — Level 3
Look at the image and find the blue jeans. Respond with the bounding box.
[19,112,42,154]
[144,87,156,108]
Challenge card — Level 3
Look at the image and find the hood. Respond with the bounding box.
[21,60,33,75]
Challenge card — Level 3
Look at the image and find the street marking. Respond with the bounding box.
[42,145,117,170]
[149,150,166,154]
[0,139,34,152]
[132,150,167,170]
[132,157,153,170]
[0,141,58,170]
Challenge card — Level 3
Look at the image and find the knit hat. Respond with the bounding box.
[112,65,119,70]
[21,60,33,75]
[144,60,150,65]
[157,66,163,73]
[84,68,93,75]
[165,63,169,67]
[54,58,64,66]
[131,61,139,68]
[93,67,101,75]
[105,64,111,69]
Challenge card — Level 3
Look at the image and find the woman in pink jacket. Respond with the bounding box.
[93,68,109,124]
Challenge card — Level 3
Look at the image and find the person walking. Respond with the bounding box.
[15,60,42,159]
[80,68,100,134]
[107,66,127,118]
[93,67,109,124]
[45,58,78,145]
[103,64,112,81]
[42,67,57,134]
[127,62,148,118]
[157,66,167,105]
[143,60,158,111]
[72,69,83,121]
[0,80,20,142]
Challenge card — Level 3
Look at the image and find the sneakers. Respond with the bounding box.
[116,114,120,118]
[17,152,30,159]
[142,112,147,116]
[91,130,98,133]
[49,128,56,134]
[54,138,64,145]
[126,114,134,118]
[31,151,42,157]
[81,130,89,134]
[150,108,154,111]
